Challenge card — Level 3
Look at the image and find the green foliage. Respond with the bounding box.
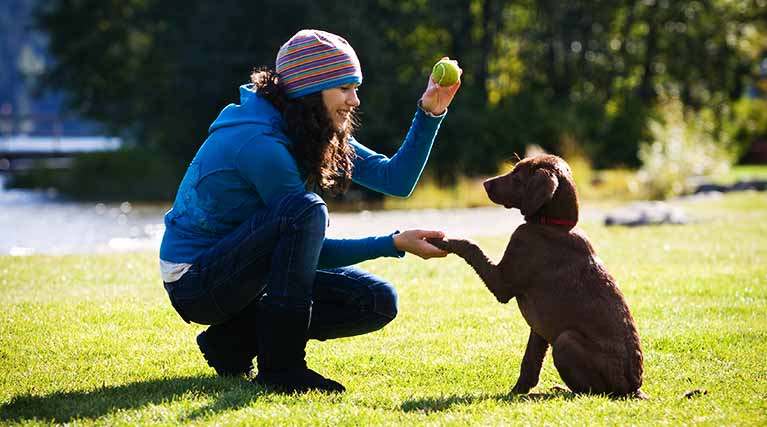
[13,147,184,201]
[33,0,767,191]
[726,98,767,160]
[1,193,766,425]
[636,97,732,199]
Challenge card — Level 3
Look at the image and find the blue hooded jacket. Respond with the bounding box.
[160,84,445,268]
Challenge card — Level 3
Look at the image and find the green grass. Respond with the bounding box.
[716,164,767,184]
[1,193,766,426]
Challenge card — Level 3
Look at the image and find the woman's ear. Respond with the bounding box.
[520,168,559,216]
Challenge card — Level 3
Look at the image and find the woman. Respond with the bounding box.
[159,29,461,393]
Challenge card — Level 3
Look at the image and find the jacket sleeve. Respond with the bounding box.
[318,233,405,269]
[351,106,446,197]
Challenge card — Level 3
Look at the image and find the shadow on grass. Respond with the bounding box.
[0,375,265,424]
[401,389,576,413]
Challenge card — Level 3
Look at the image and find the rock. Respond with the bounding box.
[605,201,688,227]
[693,179,767,194]
[731,179,767,192]
[693,183,730,194]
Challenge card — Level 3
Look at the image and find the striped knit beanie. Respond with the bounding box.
[276,29,363,99]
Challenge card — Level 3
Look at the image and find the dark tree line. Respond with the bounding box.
[36,0,767,186]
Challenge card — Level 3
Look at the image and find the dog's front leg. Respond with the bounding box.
[427,238,514,303]
[511,330,549,394]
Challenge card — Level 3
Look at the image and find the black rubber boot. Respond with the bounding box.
[197,300,259,377]
[254,300,345,393]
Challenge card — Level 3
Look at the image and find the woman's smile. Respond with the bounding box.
[322,84,360,129]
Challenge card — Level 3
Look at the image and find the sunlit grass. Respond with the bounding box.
[380,169,635,212]
[716,164,767,184]
[383,174,496,210]
[0,192,765,426]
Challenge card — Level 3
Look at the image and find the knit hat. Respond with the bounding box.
[275,29,363,99]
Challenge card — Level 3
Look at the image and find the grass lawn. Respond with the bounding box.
[1,192,766,426]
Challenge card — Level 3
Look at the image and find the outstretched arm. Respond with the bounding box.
[426,238,514,303]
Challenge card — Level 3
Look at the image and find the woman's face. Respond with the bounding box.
[321,84,360,131]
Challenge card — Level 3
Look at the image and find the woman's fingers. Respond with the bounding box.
[395,229,455,258]
[413,229,445,239]
[425,237,449,251]
[420,58,462,115]
[411,229,448,258]
[415,240,448,259]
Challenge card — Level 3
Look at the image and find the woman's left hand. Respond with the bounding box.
[393,229,449,259]
[419,57,462,115]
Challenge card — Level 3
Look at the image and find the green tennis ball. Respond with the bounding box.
[431,59,460,87]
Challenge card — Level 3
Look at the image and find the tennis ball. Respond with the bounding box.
[431,59,460,87]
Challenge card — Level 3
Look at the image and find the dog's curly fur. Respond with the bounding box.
[428,154,646,399]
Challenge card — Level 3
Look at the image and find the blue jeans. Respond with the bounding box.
[164,191,398,340]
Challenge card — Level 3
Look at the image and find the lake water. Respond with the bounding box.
[0,173,528,257]
[0,176,168,256]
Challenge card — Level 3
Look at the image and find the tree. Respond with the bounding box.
[35,0,767,192]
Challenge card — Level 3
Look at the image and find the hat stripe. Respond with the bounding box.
[275,29,362,99]
[286,75,357,94]
[289,63,358,81]
[283,37,321,51]
[279,47,344,65]
[288,63,358,82]
[288,68,359,90]
[285,62,358,81]
[277,43,329,65]
[279,56,351,79]
[279,39,327,54]
[278,52,347,75]
[287,77,359,98]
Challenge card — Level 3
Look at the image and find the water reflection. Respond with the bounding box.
[0,184,168,256]
[0,176,528,257]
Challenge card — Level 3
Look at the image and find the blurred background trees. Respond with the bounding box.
[29,0,767,199]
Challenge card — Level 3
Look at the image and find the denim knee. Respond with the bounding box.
[372,280,398,321]
[274,191,328,231]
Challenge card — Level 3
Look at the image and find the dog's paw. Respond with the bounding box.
[425,237,450,251]
[510,383,532,395]
[427,237,478,254]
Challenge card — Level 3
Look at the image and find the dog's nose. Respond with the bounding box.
[483,180,493,193]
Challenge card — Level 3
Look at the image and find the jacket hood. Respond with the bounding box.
[208,84,285,135]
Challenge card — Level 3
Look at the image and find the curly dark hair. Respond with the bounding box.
[250,67,358,196]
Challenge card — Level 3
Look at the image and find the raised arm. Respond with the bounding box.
[350,63,461,197]
[426,237,514,303]
[349,108,443,197]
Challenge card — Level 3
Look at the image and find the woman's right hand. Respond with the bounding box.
[393,229,449,259]
[419,57,462,115]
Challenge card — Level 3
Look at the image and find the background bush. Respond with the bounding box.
[636,97,732,199]
[12,148,183,201]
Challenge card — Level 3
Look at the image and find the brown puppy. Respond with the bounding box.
[428,154,646,399]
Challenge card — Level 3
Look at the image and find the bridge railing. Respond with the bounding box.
[0,112,122,157]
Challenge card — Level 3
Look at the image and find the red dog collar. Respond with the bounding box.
[531,216,577,227]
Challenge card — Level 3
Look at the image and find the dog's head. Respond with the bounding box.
[483,154,579,224]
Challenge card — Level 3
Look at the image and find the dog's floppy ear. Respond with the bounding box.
[521,167,558,216]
